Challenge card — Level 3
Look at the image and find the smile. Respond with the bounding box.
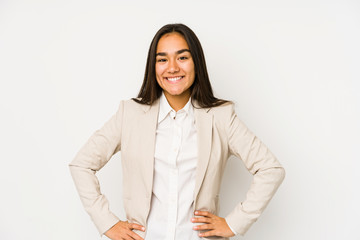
[166,76,184,82]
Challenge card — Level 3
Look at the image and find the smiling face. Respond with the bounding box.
[155,32,195,108]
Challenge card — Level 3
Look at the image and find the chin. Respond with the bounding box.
[167,92,184,96]
[165,89,189,97]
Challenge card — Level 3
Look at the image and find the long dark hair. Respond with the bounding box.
[133,23,229,108]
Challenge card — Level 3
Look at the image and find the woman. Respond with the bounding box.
[69,23,285,240]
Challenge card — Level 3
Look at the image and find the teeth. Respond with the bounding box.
[167,76,182,81]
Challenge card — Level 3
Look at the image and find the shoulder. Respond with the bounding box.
[198,102,236,131]
[208,101,235,119]
[119,98,159,116]
[119,98,144,114]
[122,98,142,108]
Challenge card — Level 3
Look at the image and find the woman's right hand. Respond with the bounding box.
[104,220,146,240]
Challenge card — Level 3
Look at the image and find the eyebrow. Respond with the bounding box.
[156,49,191,56]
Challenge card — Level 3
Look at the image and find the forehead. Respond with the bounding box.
[156,32,189,53]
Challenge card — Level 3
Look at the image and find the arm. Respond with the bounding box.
[224,104,285,236]
[69,101,123,235]
[192,104,284,238]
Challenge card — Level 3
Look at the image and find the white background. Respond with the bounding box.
[1,0,359,239]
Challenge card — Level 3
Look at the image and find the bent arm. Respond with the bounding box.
[69,101,124,235]
[224,105,285,236]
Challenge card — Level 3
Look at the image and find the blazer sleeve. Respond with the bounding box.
[224,104,285,236]
[69,101,124,235]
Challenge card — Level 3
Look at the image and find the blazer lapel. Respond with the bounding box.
[137,99,212,203]
[139,99,160,198]
[193,103,213,201]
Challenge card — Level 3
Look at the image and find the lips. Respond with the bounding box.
[165,76,184,82]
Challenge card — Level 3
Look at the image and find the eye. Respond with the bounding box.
[156,58,167,62]
[179,56,188,60]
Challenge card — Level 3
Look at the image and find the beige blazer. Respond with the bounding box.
[69,98,285,240]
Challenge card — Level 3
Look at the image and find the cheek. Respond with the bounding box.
[155,64,165,77]
[187,63,195,80]
[186,61,195,74]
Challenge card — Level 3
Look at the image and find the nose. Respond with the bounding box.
[167,59,179,73]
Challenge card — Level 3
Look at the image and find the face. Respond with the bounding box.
[155,32,195,101]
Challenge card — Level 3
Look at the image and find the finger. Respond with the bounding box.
[129,223,146,232]
[193,223,213,231]
[191,217,212,223]
[123,234,133,240]
[199,230,217,238]
[118,232,132,240]
[195,210,213,217]
[127,231,144,240]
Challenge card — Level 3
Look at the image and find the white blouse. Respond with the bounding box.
[146,93,199,240]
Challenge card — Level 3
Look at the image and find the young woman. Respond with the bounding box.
[69,23,285,240]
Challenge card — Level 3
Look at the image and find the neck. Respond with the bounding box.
[164,91,191,112]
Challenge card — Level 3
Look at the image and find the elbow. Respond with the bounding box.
[68,160,78,172]
[256,165,285,185]
[277,166,285,184]
[267,165,285,187]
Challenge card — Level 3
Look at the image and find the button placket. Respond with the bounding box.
[166,111,182,239]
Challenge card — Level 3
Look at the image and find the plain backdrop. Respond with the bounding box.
[0,0,359,239]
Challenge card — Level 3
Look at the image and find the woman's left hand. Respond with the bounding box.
[191,210,235,238]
